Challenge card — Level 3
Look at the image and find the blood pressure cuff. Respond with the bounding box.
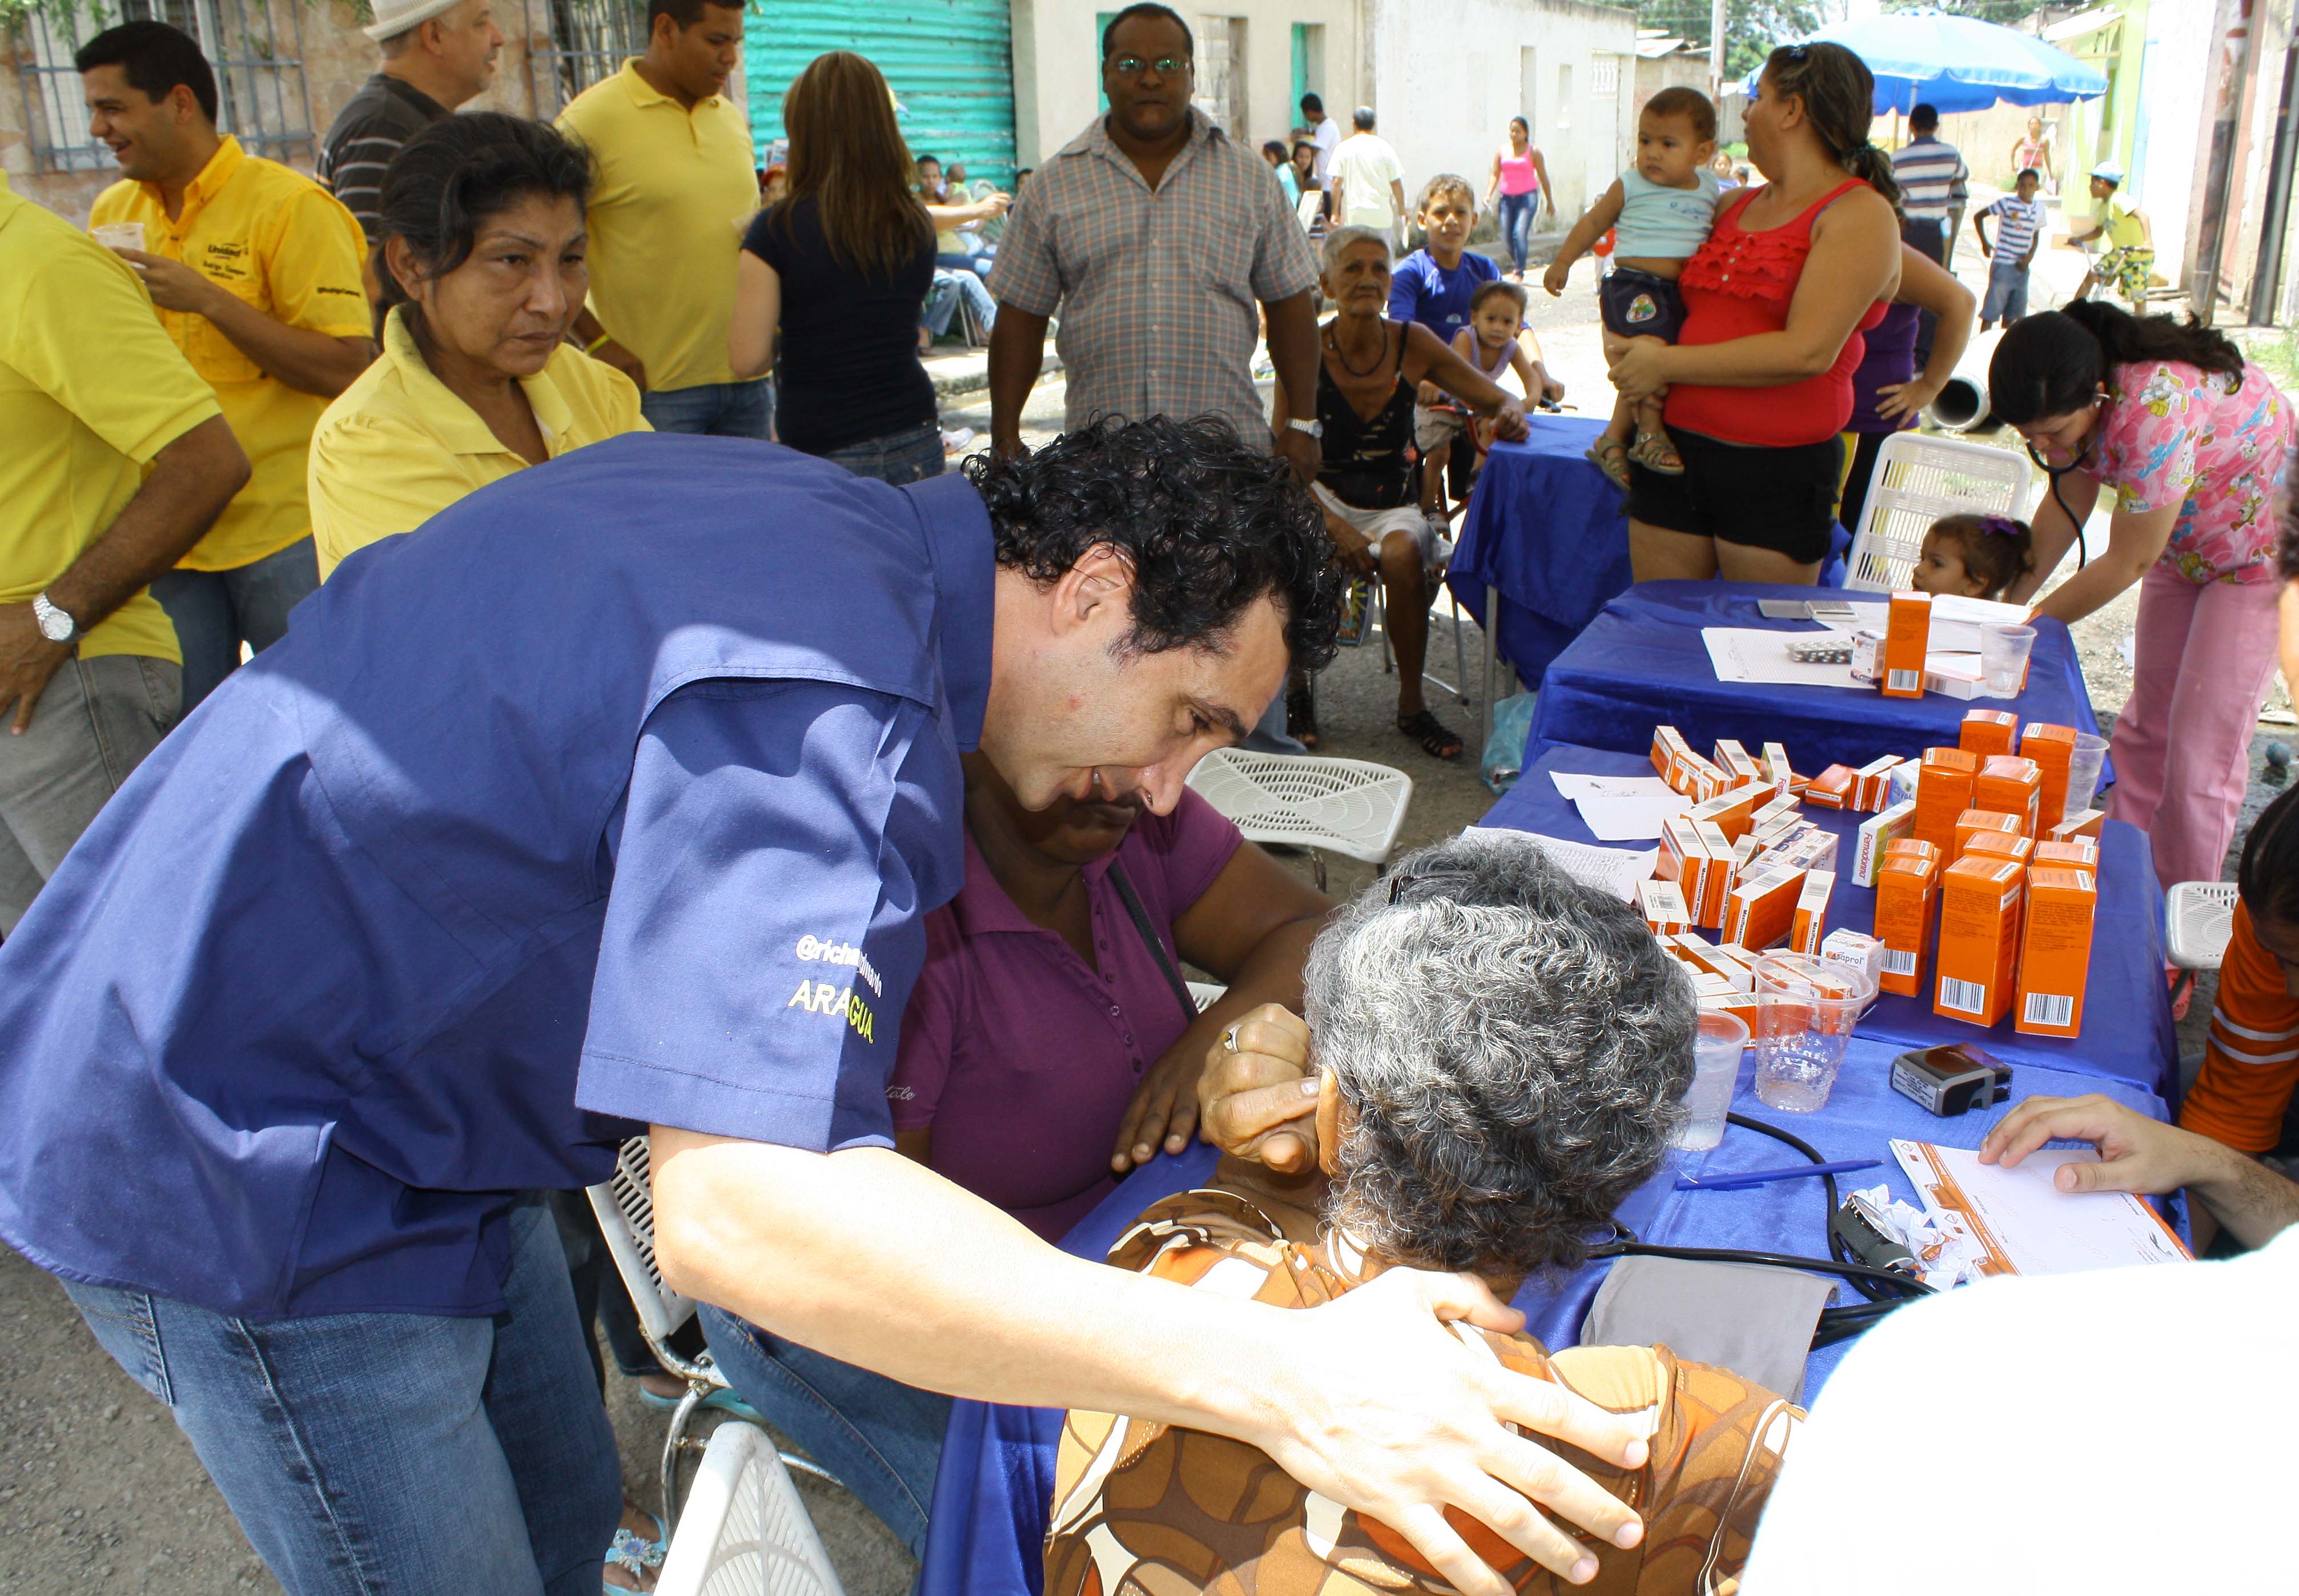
[1584,1255,1837,1405]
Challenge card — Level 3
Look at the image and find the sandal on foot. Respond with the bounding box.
[1585,436,1631,490]
[1397,709,1464,761]
[1627,428,1685,475]
[1286,686,1321,750]
[606,1526,664,1591]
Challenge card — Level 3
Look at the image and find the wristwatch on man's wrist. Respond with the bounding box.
[31,592,77,645]
[1285,416,1323,439]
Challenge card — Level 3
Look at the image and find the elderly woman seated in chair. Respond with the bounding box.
[1046,832,1802,1596]
[1273,226,1530,762]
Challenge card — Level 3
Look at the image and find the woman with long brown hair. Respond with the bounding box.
[729,50,975,482]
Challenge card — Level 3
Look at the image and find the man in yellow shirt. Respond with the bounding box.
[0,171,248,932]
[80,21,374,709]
[557,0,769,438]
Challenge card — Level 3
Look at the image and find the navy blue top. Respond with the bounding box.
[1386,248,1500,343]
[0,435,994,1320]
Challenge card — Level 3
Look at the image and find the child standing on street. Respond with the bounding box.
[1974,168,2045,330]
[1542,87,1722,487]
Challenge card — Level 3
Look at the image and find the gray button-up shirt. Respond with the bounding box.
[990,108,1317,444]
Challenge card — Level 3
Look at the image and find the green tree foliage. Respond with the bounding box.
[1633,0,1826,83]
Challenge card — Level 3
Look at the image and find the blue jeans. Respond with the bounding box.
[62,1199,622,1595]
[1982,259,2030,323]
[701,1305,950,1558]
[1497,191,1538,274]
[641,378,775,440]
[817,421,947,486]
[935,252,993,280]
[150,534,319,714]
[923,270,997,338]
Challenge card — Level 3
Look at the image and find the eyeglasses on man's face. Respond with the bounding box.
[1107,54,1188,78]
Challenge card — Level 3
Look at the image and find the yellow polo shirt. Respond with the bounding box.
[309,305,649,577]
[557,61,758,392]
[0,172,216,664]
[91,136,371,573]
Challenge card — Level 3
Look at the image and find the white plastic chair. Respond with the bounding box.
[2166,881,2240,971]
[1372,582,1472,705]
[1186,748,1412,891]
[588,1138,845,1529]
[656,1422,844,1596]
[1186,981,1227,1012]
[1843,432,2033,591]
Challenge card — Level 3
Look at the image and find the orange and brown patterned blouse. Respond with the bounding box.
[1046,1180,1802,1596]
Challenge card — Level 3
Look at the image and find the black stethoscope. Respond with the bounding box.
[2022,392,2109,574]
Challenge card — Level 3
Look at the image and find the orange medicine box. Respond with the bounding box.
[1884,837,1942,871]
[2033,838,2099,870]
[1650,724,1684,780]
[1965,830,2035,868]
[1882,590,1932,699]
[1725,863,1807,951]
[1678,753,1730,802]
[1698,984,1759,1030]
[2051,808,2105,842]
[1805,765,1856,810]
[1935,856,2027,1027]
[2015,866,2099,1036]
[1693,820,1735,926]
[1658,816,1711,899]
[1955,808,2029,854]
[1851,755,1904,812]
[1689,786,1761,844]
[1791,869,1835,954]
[1960,709,2020,758]
[2021,723,2078,831]
[1874,853,1942,997]
[1714,739,1766,789]
[1914,747,1980,852]
[1974,755,2043,838]
[1637,879,1691,936]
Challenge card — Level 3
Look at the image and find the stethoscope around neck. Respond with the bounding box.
[2023,396,2107,573]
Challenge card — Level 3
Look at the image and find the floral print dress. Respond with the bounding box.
[2084,359,2293,585]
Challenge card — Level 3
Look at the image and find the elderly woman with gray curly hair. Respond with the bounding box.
[1045,831,1802,1596]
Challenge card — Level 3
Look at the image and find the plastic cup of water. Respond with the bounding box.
[91,221,144,253]
[1673,1009,1748,1152]
[1751,952,1875,1113]
[2065,731,2111,816]
[1981,624,2037,696]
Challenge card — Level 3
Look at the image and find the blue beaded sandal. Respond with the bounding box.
[604,1511,666,1592]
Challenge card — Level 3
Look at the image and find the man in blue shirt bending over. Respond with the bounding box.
[0,414,1657,1596]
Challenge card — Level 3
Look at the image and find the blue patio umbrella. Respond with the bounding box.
[1741,7,2109,115]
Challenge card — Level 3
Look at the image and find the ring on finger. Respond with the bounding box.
[1223,1024,1240,1053]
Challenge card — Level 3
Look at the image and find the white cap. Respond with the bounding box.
[365,0,468,42]
[2090,159,2125,184]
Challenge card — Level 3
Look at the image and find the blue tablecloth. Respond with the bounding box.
[1481,743,2176,1095]
[1445,423,1848,690]
[918,1050,2173,1596]
[1530,581,2109,782]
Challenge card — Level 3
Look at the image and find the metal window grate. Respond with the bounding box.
[521,0,643,120]
[11,0,315,175]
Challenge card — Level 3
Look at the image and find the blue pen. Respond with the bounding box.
[1674,1158,1883,1192]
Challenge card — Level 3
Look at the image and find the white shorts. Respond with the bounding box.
[1313,483,1441,565]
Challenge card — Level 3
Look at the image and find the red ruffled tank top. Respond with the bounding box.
[1665,179,1890,448]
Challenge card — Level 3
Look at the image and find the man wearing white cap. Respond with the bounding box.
[317,0,503,247]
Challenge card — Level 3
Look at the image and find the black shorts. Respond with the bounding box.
[1625,428,1844,566]
[1599,267,1687,342]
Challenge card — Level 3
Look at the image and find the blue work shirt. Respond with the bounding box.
[0,435,993,1320]
[1386,248,1499,344]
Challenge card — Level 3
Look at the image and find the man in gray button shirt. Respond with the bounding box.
[987,2,1321,481]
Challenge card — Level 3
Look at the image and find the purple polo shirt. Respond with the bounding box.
[888,789,1243,1240]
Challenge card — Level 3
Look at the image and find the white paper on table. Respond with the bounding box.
[1889,1140,2193,1279]
[1549,771,1677,801]
[1573,794,1693,841]
[1811,602,1888,633]
[1472,827,1657,901]
[1702,628,1858,687]
[1931,595,2035,628]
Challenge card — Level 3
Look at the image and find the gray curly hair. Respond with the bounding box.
[1320,223,1392,279]
[1304,831,1695,1279]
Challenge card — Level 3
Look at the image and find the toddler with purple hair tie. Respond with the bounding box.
[1914,510,2036,600]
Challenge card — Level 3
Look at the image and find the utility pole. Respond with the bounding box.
[1710,0,1727,101]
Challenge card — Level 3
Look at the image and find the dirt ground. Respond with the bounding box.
[5,202,2286,1593]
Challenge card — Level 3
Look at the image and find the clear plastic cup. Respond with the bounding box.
[1751,952,1875,1113]
[1673,1009,1749,1152]
[1981,624,2037,696]
[91,221,144,253]
[2065,731,2111,816]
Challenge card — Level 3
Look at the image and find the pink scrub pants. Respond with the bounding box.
[2107,564,2282,888]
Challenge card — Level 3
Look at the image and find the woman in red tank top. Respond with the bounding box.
[1607,43,1904,583]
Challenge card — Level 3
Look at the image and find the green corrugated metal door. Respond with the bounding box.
[745,0,1018,187]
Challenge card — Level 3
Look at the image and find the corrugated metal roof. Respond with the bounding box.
[743,0,1018,186]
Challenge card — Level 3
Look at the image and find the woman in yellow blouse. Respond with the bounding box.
[310,112,645,577]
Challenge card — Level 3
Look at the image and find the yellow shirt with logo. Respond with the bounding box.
[309,304,649,578]
[2097,194,2147,251]
[557,61,758,392]
[90,136,371,573]
[0,172,216,664]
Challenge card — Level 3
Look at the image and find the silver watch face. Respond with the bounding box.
[34,598,72,643]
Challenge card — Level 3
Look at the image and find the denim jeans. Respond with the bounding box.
[923,270,997,339]
[150,534,319,713]
[62,1198,622,1596]
[816,421,947,487]
[0,652,179,932]
[700,1305,950,1558]
[1497,191,1538,274]
[640,378,775,440]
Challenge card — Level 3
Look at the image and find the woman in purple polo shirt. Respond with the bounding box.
[702,754,1331,1555]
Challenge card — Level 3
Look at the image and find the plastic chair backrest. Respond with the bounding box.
[1185,749,1414,866]
[586,1136,697,1349]
[1185,982,1227,1012]
[2165,881,2241,971]
[656,1422,845,1596]
[1844,432,2032,592]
